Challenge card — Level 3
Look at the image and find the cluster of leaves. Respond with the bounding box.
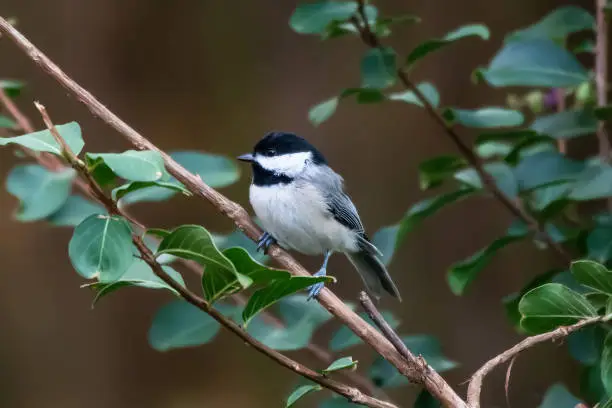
[289,1,612,406]
[0,81,457,406]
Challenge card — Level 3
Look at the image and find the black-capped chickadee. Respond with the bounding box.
[237,132,401,301]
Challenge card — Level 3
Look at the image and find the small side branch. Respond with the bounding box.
[596,0,611,162]
[33,103,398,408]
[466,314,612,408]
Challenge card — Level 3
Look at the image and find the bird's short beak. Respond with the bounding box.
[237,153,254,162]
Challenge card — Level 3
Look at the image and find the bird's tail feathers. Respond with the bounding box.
[345,250,401,301]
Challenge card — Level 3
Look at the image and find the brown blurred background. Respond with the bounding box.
[0,1,594,407]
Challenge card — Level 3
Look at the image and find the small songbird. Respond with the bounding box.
[237,131,401,301]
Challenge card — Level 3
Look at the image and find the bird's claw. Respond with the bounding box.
[307,268,327,301]
[256,232,276,253]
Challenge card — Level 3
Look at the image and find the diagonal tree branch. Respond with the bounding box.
[34,102,398,408]
[466,313,612,408]
[1,89,386,400]
[0,16,467,406]
[352,0,570,263]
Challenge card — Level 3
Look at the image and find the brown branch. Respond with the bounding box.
[466,314,612,408]
[1,91,385,399]
[352,1,570,264]
[0,15,470,407]
[596,0,611,163]
[360,292,414,361]
[34,103,397,408]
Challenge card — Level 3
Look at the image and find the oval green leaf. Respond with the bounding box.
[86,150,165,182]
[443,107,524,128]
[531,109,597,139]
[47,195,106,227]
[286,384,322,407]
[519,283,598,333]
[361,46,397,89]
[571,260,612,294]
[388,82,440,108]
[6,164,76,221]
[68,214,134,281]
[0,122,84,156]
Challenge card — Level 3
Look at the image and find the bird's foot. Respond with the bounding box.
[307,267,327,301]
[256,232,276,253]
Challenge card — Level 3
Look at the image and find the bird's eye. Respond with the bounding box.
[265,149,276,156]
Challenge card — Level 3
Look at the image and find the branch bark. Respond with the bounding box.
[34,102,397,408]
[0,15,467,406]
[466,314,612,408]
[352,0,570,263]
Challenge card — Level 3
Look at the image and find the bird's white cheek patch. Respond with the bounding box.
[255,152,312,177]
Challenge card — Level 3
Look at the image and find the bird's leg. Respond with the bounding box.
[256,231,277,253]
[307,250,332,301]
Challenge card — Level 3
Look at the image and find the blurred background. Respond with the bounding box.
[0,0,594,407]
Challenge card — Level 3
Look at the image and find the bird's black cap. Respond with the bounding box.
[253,132,328,164]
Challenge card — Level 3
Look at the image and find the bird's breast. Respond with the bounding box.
[249,182,357,255]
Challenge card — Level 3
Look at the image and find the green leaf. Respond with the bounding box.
[361,47,397,89]
[157,225,252,300]
[0,122,84,156]
[372,225,399,267]
[6,164,76,221]
[448,222,528,295]
[571,260,612,295]
[86,150,165,182]
[567,161,612,201]
[86,260,185,305]
[289,1,362,34]
[477,39,589,88]
[242,276,333,326]
[323,356,357,374]
[476,129,539,145]
[0,79,24,97]
[47,195,106,227]
[476,141,512,159]
[418,155,467,190]
[286,384,322,407]
[171,151,240,188]
[330,311,399,351]
[519,283,598,333]
[531,109,598,139]
[203,247,289,302]
[395,189,474,248]
[112,180,191,201]
[582,363,608,405]
[507,6,595,42]
[595,105,612,120]
[454,162,518,198]
[86,156,117,187]
[247,294,332,351]
[538,383,582,408]
[502,269,559,330]
[388,82,440,108]
[443,107,524,128]
[148,300,231,351]
[587,224,612,263]
[370,335,457,388]
[514,151,585,191]
[414,390,440,408]
[215,229,268,263]
[602,332,612,396]
[0,115,16,128]
[567,326,605,365]
[68,214,134,281]
[405,24,489,67]
[309,97,339,126]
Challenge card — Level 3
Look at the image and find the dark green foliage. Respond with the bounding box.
[539,384,583,408]
[0,121,83,155]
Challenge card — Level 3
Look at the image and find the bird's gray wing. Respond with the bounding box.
[313,169,382,257]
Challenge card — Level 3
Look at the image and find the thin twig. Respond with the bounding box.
[466,314,612,408]
[0,16,468,408]
[596,0,611,163]
[352,0,570,263]
[1,93,385,400]
[34,103,398,408]
[359,292,415,362]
